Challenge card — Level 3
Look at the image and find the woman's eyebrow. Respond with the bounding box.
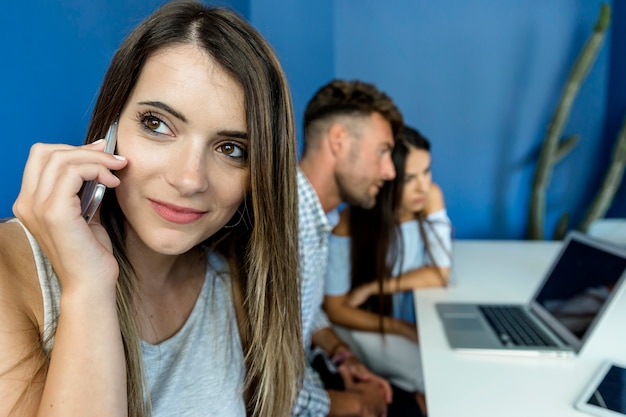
[218,130,248,140]
[138,100,187,122]
[138,100,247,139]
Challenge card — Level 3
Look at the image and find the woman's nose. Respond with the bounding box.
[166,146,209,195]
[416,175,430,192]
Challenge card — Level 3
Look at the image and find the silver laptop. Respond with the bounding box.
[436,231,626,357]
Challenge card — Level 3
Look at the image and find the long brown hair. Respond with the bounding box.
[349,126,445,327]
[82,2,302,416]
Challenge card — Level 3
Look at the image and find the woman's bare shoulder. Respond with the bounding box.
[0,221,41,314]
[0,221,45,416]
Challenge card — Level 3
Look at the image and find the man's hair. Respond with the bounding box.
[302,79,403,154]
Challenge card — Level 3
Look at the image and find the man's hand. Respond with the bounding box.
[351,380,388,416]
[338,357,393,404]
[327,380,388,417]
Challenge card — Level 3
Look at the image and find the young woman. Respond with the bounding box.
[323,125,452,404]
[0,2,302,416]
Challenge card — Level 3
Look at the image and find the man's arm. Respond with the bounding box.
[311,327,348,361]
[291,364,331,417]
[311,327,393,407]
[291,342,388,417]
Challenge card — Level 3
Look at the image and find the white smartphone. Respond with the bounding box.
[80,120,119,223]
[575,361,626,417]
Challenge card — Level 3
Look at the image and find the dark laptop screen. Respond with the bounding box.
[534,238,626,340]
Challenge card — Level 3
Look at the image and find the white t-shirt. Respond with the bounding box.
[17,220,246,416]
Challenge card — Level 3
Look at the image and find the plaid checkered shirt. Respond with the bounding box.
[291,169,337,416]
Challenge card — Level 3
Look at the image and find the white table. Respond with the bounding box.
[414,240,626,417]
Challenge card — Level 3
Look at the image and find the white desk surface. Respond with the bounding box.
[414,239,626,417]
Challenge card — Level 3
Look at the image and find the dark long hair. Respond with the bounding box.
[349,125,433,324]
[84,2,302,416]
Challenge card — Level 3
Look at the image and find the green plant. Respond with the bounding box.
[579,115,626,233]
[527,3,612,240]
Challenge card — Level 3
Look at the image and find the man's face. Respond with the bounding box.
[335,112,396,208]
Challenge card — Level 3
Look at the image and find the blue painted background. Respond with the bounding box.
[1,0,624,239]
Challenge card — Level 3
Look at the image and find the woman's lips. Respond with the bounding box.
[150,199,206,224]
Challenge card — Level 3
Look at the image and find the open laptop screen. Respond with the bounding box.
[534,238,626,341]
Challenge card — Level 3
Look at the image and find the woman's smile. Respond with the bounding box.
[149,199,207,224]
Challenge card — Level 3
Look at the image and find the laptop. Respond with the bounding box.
[436,231,626,357]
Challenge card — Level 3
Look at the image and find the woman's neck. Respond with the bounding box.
[124,227,206,291]
[399,210,420,223]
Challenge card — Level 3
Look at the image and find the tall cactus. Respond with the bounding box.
[527,3,611,240]
[579,114,626,232]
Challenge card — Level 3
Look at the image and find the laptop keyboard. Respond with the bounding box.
[479,305,558,347]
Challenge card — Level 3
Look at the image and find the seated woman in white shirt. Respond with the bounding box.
[323,125,452,412]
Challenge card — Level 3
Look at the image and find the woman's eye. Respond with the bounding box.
[218,142,247,160]
[142,115,172,135]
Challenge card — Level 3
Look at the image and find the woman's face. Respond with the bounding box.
[114,43,248,255]
[398,146,432,222]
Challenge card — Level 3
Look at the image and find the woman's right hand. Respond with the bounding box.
[13,140,127,293]
[389,318,419,343]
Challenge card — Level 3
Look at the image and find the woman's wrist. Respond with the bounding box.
[328,341,352,365]
[328,341,349,358]
[331,349,353,366]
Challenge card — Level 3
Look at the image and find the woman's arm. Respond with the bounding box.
[326,213,415,339]
[0,222,126,417]
[323,294,417,341]
[345,266,450,308]
[358,265,449,295]
[0,222,46,417]
[347,183,452,306]
[2,141,129,417]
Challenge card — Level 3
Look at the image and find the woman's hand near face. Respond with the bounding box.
[13,140,128,293]
[9,140,130,416]
[422,182,445,215]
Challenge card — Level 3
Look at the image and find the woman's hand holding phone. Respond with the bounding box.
[80,121,119,223]
[13,130,127,295]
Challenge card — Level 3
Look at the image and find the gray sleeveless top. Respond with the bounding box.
[14,220,246,416]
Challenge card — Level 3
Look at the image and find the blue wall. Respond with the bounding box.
[248,0,334,145]
[330,0,624,239]
[1,1,624,239]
